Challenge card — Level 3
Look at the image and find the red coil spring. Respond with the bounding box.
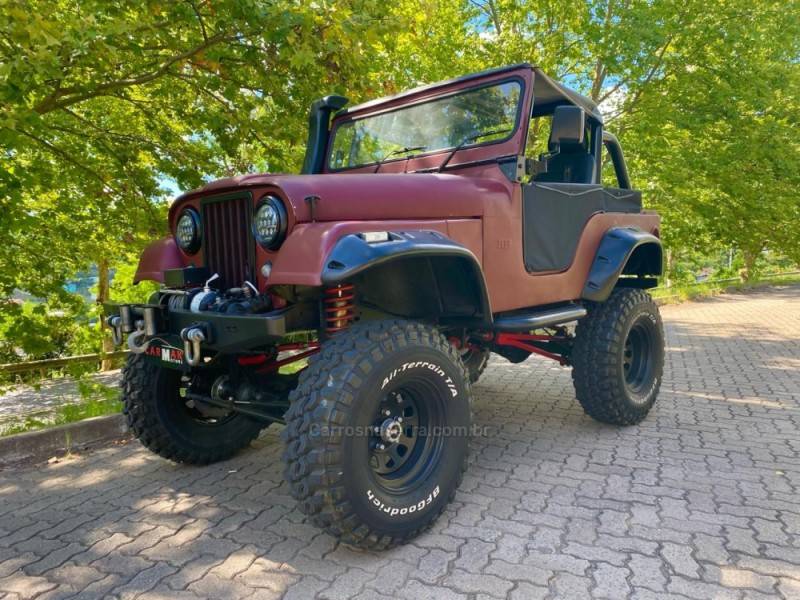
[323,284,355,334]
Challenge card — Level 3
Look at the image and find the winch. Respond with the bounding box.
[109,272,275,365]
[162,274,272,315]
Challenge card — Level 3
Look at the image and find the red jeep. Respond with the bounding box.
[107,63,664,548]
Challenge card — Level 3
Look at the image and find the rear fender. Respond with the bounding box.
[582,228,662,302]
[322,231,492,327]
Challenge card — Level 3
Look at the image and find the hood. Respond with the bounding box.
[176,172,511,223]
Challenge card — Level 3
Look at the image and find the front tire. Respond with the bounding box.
[571,288,664,425]
[122,354,264,464]
[282,320,471,549]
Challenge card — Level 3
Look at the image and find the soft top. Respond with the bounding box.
[340,63,603,124]
[530,67,603,123]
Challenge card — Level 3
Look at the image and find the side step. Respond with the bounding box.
[493,304,587,332]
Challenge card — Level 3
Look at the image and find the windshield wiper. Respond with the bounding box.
[374,145,428,173]
[437,128,513,173]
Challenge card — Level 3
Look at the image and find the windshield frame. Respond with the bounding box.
[325,76,526,173]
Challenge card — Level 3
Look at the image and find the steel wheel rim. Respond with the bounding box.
[622,316,656,398]
[369,378,445,494]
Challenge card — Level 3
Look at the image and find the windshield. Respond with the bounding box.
[328,80,522,170]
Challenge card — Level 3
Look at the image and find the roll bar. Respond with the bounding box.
[602,131,631,190]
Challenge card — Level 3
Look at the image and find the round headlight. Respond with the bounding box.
[253,196,287,249]
[175,208,201,254]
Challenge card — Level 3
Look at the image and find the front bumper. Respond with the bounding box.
[103,302,309,366]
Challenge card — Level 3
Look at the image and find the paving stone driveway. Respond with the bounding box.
[1,285,799,600]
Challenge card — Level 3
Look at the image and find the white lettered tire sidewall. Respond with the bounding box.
[343,346,470,534]
[282,319,472,548]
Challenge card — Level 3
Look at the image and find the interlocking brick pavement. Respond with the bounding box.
[0,285,798,599]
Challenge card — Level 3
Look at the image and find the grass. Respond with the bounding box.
[0,394,122,437]
[651,272,800,305]
[1,356,306,437]
[0,374,122,437]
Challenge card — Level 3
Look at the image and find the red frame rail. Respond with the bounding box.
[238,341,321,373]
[494,332,569,365]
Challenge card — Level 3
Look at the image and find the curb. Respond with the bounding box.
[0,414,129,467]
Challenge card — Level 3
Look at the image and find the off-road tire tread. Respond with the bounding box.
[571,288,663,426]
[122,354,262,465]
[281,319,471,550]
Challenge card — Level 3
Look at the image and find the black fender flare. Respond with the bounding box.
[582,227,663,302]
[321,230,492,326]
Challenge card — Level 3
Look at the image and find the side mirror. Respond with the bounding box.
[549,105,585,152]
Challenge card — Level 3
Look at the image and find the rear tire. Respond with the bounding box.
[571,288,664,425]
[122,354,263,464]
[282,320,471,549]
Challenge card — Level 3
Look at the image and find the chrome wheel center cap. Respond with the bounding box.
[380,418,403,444]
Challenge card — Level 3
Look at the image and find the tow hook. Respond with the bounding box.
[181,326,207,367]
[127,320,150,354]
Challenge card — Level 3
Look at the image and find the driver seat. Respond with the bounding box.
[534,143,596,184]
[534,106,596,184]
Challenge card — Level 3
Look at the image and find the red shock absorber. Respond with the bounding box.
[323,284,355,334]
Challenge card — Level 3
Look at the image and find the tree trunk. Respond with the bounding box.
[97,259,114,371]
[665,248,674,288]
[590,1,614,101]
[740,249,758,283]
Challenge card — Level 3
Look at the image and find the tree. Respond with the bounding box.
[2,0,798,363]
[619,0,800,278]
[385,0,800,279]
[0,0,404,358]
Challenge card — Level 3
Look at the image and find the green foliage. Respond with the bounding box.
[651,272,800,305]
[1,0,798,367]
[0,297,96,363]
[388,0,800,277]
[617,0,800,275]
[0,0,406,359]
[106,260,159,305]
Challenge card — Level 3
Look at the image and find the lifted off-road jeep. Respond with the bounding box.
[107,64,664,548]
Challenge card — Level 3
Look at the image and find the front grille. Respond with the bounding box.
[202,196,253,289]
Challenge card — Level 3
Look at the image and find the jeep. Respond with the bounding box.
[106,63,664,549]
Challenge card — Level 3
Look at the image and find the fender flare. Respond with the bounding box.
[134,236,184,284]
[582,227,662,302]
[321,230,492,326]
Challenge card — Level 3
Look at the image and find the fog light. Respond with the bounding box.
[261,261,273,279]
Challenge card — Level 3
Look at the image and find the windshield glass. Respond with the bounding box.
[328,80,522,170]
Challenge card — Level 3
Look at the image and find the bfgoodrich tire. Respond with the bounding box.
[282,320,471,549]
[122,354,263,464]
[571,288,664,425]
